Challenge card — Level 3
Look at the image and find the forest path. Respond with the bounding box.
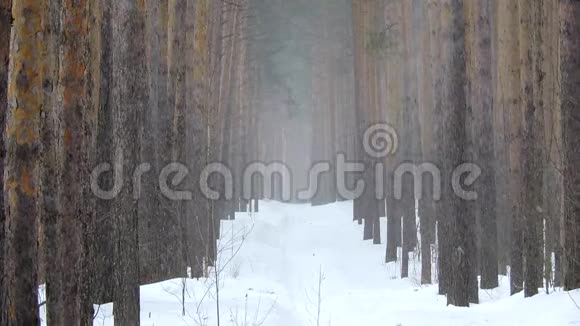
[224,201,578,326]
[250,201,435,326]
[70,200,580,325]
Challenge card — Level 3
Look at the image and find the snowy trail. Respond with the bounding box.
[218,201,580,326]
[48,201,580,325]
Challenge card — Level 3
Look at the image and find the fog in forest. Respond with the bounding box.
[252,0,355,196]
[0,0,579,325]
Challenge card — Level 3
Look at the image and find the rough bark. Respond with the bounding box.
[170,0,189,277]
[190,0,212,277]
[470,0,499,290]
[91,0,115,304]
[495,0,524,295]
[156,0,186,280]
[542,0,563,289]
[39,0,62,321]
[193,0,220,266]
[444,0,478,307]
[56,0,95,323]
[490,0,510,277]
[561,0,580,291]
[400,1,419,268]
[138,0,161,284]
[164,0,188,277]
[436,0,453,296]
[219,0,240,220]
[426,0,446,288]
[417,0,435,285]
[183,0,204,278]
[0,0,12,321]
[519,0,544,298]
[111,0,147,323]
[2,0,42,323]
[462,2,480,303]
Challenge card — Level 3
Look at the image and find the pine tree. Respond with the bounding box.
[561,0,580,291]
[0,0,11,320]
[444,0,478,307]
[417,0,435,285]
[2,0,42,323]
[519,0,544,298]
[39,1,62,324]
[399,0,419,278]
[437,0,454,297]
[427,0,446,289]
[111,0,148,323]
[138,0,162,284]
[190,0,213,277]
[58,0,94,321]
[495,0,524,295]
[470,0,499,290]
[91,0,115,304]
[184,0,204,278]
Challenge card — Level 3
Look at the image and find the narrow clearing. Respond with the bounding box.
[76,201,578,326]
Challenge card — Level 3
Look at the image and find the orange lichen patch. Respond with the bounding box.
[7,176,18,194]
[5,167,36,198]
[63,53,86,79]
[137,0,145,10]
[63,86,80,108]
[193,0,209,80]
[20,166,35,196]
[160,1,169,26]
[7,0,43,148]
[10,104,40,145]
[64,128,72,147]
[64,51,86,71]
[62,61,86,108]
[63,88,72,108]
[64,0,89,31]
[22,126,34,145]
[8,301,16,322]
[61,1,89,110]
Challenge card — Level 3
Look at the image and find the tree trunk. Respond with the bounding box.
[2,0,42,323]
[495,0,524,295]
[561,0,580,291]
[138,0,162,285]
[519,0,544,298]
[351,0,365,228]
[58,0,95,322]
[436,0,453,296]
[386,196,401,263]
[444,0,478,307]
[470,0,499,290]
[183,0,205,278]
[0,0,12,321]
[542,0,563,290]
[417,0,435,285]
[191,0,213,276]
[169,0,189,277]
[399,0,419,279]
[39,0,63,322]
[490,0,510,277]
[91,0,115,304]
[400,0,419,260]
[112,0,147,323]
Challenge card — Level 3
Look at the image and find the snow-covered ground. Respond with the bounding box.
[44,201,580,325]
